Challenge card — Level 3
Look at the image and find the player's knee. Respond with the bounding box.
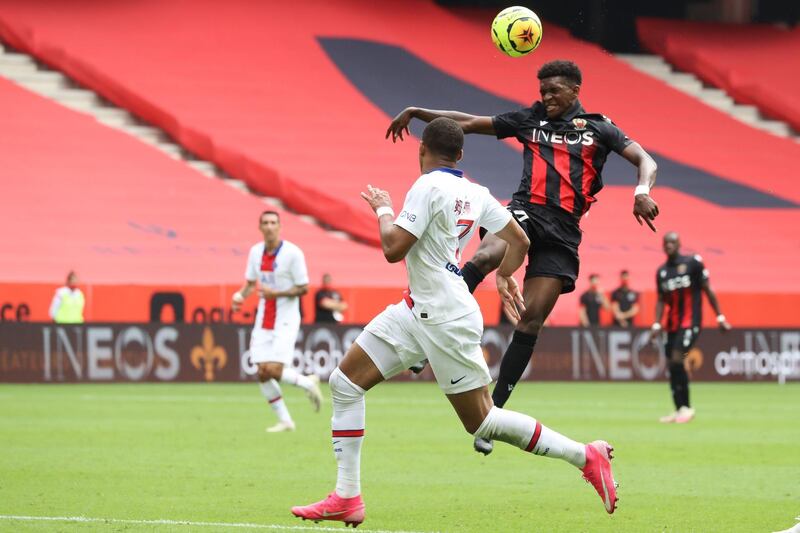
[517,311,545,335]
[257,364,271,382]
[329,367,364,403]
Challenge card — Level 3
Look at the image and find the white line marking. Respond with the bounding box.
[0,515,436,533]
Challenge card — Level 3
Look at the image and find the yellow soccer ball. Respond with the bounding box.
[491,6,543,57]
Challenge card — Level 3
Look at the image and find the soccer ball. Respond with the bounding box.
[491,6,543,57]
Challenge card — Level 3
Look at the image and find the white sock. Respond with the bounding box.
[281,367,315,391]
[475,406,586,468]
[259,379,292,423]
[329,367,365,498]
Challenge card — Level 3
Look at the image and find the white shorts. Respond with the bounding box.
[357,301,491,395]
[250,327,299,365]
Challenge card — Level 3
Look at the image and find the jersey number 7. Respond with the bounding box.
[456,219,475,260]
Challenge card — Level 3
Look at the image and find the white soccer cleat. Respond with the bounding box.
[659,411,679,423]
[674,406,695,424]
[266,420,296,433]
[306,374,323,412]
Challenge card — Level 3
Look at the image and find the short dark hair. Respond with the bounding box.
[537,60,582,86]
[260,210,280,222]
[620,269,629,276]
[422,117,464,161]
[589,273,599,281]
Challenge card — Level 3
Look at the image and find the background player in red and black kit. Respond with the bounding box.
[652,232,731,424]
[387,60,660,454]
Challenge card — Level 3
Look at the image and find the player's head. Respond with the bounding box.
[259,210,281,242]
[537,60,582,119]
[620,269,629,286]
[419,117,464,170]
[66,270,78,287]
[663,231,681,258]
[322,273,332,286]
[588,273,600,288]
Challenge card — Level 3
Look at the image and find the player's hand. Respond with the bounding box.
[231,292,244,312]
[618,317,629,327]
[385,108,413,143]
[496,274,525,323]
[649,322,663,345]
[360,184,393,211]
[633,193,659,232]
[261,287,279,300]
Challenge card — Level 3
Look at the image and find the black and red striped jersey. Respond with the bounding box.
[657,254,709,333]
[492,100,632,219]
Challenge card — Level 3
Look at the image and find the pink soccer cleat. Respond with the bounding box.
[291,492,365,528]
[581,440,619,514]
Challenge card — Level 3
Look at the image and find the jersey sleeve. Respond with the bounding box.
[290,248,310,286]
[245,246,259,281]
[478,191,513,234]
[596,117,633,154]
[492,107,531,140]
[394,178,436,239]
[693,255,710,282]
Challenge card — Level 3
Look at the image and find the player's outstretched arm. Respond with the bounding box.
[621,142,659,232]
[385,107,495,142]
[492,219,530,322]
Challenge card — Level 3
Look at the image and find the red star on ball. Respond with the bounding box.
[516,24,534,45]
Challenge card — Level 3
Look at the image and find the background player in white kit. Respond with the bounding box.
[232,210,323,432]
[292,118,618,527]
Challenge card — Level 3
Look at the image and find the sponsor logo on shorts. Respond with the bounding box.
[450,375,466,385]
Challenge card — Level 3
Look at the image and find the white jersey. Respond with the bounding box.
[245,240,309,331]
[393,168,512,324]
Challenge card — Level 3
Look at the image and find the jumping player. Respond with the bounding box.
[652,232,731,424]
[232,210,323,432]
[386,60,660,455]
[291,118,618,527]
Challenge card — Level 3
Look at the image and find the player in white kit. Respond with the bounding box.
[232,210,323,432]
[292,118,618,527]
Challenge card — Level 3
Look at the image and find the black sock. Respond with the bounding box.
[669,363,688,409]
[491,330,538,408]
[461,261,485,294]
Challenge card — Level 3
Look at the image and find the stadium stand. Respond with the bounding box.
[0,75,409,322]
[0,0,798,325]
[637,18,800,133]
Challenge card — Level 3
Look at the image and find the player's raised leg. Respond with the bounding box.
[449,386,618,514]
[475,276,562,455]
[280,366,323,412]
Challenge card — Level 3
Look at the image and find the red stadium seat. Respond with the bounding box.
[637,17,800,133]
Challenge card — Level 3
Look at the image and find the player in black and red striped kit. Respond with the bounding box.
[387,60,660,455]
[652,232,731,424]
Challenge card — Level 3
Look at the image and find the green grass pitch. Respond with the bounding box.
[1,382,798,532]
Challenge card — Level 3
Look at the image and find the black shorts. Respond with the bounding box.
[664,327,701,357]
[505,200,582,294]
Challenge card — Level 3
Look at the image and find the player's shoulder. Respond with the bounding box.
[578,111,618,125]
[280,240,304,256]
[249,241,265,254]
